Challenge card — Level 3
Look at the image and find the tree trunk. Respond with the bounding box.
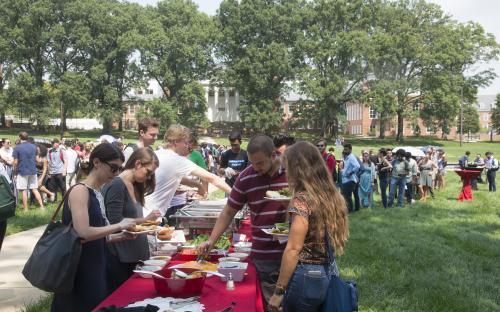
[379,116,386,139]
[332,116,339,138]
[0,112,5,128]
[396,111,404,142]
[60,101,66,139]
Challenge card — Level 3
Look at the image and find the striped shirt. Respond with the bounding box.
[228,165,288,260]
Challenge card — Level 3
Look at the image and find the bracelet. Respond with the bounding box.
[274,284,286,296]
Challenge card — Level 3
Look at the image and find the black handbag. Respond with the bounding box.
[0,175,16,221]
[322,231,358,312]
[22,184,86,293]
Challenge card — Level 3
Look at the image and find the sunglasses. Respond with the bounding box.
[103,161,122,174]
[316,144,325,148]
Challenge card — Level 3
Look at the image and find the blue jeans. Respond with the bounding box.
[487,170,496,191]
[379,175,389,208]
[388,176,406,208]
[283,264,330,312]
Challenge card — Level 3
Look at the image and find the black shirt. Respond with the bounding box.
[220,149,249,187]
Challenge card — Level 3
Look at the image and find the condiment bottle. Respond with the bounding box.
[226,273,235,291]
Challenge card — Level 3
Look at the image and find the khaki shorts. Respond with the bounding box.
[16,175,38,190]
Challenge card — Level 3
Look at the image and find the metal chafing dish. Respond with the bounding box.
[170,199,246,235]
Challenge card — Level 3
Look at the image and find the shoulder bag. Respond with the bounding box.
[22,184,87,293]
[322,230,358,312]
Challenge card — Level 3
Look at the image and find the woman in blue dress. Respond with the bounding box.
[358,151,376,207]
[51,143,137,312]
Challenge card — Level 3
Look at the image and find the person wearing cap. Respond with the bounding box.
[484,151,498,192]
[47,138,67,200]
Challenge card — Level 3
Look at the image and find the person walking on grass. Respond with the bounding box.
[340,143,360,212]
[418,154,437,201]
[12,132,45,211]
[47,138,67,201]
[485,151,498,192]
[358,150,376,208]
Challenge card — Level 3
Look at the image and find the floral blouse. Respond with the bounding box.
[288,193,328,265]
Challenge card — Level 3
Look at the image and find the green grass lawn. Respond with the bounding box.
[3,129,499,311]
[6,203,58,236]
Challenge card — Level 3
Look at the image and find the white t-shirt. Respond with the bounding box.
[65,148,79,174]
[144,149,197,216]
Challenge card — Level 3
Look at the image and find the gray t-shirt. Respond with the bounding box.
[103,177,149,263]
[47,147,66,175]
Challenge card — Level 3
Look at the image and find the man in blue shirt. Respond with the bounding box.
[340,143,360,212]
[12,132,45,211]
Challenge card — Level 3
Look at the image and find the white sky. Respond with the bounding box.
[131,0,500,95]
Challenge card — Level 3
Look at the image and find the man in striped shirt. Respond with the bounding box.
[197,134,288,308]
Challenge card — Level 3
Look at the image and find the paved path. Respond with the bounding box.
[0,226,48,312]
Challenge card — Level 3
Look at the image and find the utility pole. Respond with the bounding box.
[460,87,463,147]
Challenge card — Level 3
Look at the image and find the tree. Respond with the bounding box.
[461,104,480,135]
[490,94,500,135]
[216,0,302,133]
[138,0,215,130]
[362,80,398,138]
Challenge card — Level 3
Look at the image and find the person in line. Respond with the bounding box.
[267,141,349,312]
[144,125,231,223]
[123,118,160,164]
[47,138,67,201]
[316,138,336,176]
[418,154,437,201]
[65,140,80,190]
[471,153,484,190]
[340,143,360,212]
[377,148,392,208]
[484,151,498,192]
[103,148,161,294]
[273,133,296,156]
[51,143,137,312]
[35,144,56,202]
[0,151,13,252]
[218,131,249,188]
[197,135,289,309]
[436,150,448,190]
[13,132,45,211]
[0,138,14,180]
[369,149,379,194]
[388,149,409,208]
[405,152,418,204]
[358,150,376,208]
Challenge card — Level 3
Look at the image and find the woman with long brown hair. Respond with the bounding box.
[102,147,161,293]
[269,141,349,312]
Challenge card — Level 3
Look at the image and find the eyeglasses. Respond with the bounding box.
[103,161,122,174]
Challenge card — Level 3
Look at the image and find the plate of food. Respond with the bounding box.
[262,222,289,238]
[156,227,186,244]
[124,220,161,234]
[264,188,291,201]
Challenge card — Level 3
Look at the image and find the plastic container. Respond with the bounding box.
[153,268,206,298]
[150,256,172,264]
[227,252,249,261]
[136,265,163,278]
[218,261,248,282]
[218,257,241,263]
[144,259,168,267]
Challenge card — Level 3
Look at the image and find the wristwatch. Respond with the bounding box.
[274,285,286,296]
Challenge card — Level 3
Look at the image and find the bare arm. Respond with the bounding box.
[12,159,18,175]
[191,167,231,193]
[196,205,239,254]
[180,176,206,196]
[69,185,134,242]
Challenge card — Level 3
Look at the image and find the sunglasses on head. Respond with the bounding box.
[103,161,122,174]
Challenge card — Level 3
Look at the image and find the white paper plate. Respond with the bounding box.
[261,228,289,238]
[264,196,291,201]
[123,229,156,235]
[156,230,187,244]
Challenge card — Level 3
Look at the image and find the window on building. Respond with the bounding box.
[413,102,420,111]
[217,107,226,112]
[137,89,143,95]
[229,89,235,96]
[426,126,434,134]
[208,88,215,96]
[148,89,153,95]
[129,105,136,115]
[369,106,377,119]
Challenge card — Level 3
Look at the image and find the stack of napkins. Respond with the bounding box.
[127,297,204,312]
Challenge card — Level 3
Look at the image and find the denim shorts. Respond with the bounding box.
[283,263,330,312]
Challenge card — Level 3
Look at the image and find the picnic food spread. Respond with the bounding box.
[129,220,161,232]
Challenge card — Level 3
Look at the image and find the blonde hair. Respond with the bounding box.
[283,141,349,255]
[163,124,191,147]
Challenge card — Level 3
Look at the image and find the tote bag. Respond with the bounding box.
[322,232,358,312]
[22,184,86,293]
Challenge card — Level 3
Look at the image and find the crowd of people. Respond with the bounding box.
[0,120,498,311]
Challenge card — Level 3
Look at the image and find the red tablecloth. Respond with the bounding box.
[454,169,482,201]
[93,260,265,312]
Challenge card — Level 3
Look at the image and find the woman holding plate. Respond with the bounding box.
[103,147,161,293]
[268,141,349,312]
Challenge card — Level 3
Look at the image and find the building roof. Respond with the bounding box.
[476,95,496,112]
